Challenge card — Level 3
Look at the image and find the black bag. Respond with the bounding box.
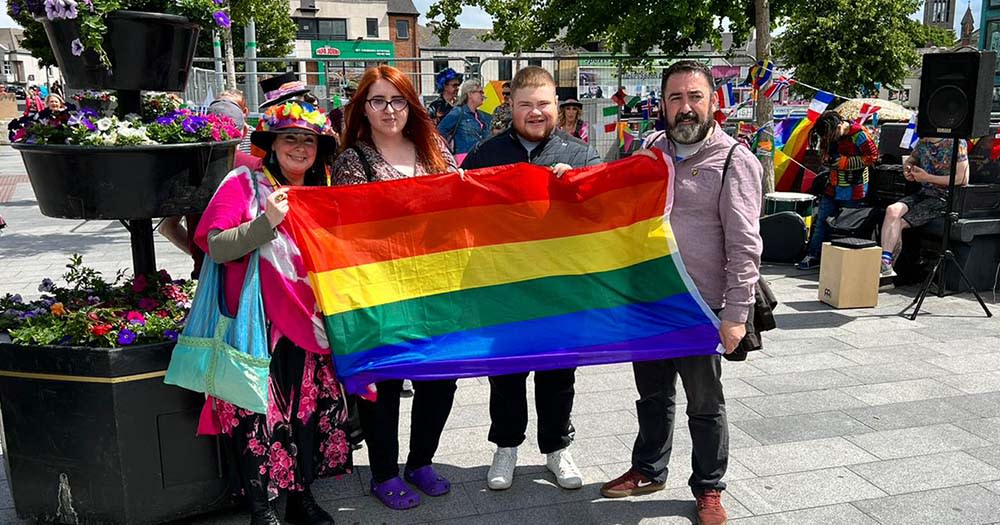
[807,169,831,196]
[826,206,879,239]
[718,143,779,361]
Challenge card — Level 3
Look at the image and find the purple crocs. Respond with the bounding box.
[370,476,421,510]
[404,465,451,497]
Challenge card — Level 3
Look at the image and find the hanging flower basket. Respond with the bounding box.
[40,11,201,91]
[13,140,239,220]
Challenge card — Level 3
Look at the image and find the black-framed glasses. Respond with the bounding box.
[502,91,511,97]
[367,97,409,112]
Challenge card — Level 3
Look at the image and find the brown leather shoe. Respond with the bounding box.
[695,489,728,525]
[600,468,665,498]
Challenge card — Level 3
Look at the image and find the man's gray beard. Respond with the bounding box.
[668,119,713,145]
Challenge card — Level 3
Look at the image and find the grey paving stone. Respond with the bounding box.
[853,484,1000,525]
[742,368,861,395]
[834,330,940,350]
[969,447,1000,470]
[725,467,886,514]
[569,410,640,439]
[848,451,1000,495]
[745,352,858,376]
[733,410,873,445]
[757,336,855,357]
[759,326,856,342]
[725,399,764,422]
[843,398,978,431]
[927,352,1000,374]
[311,470,367,501]
[728,503,879,525]
[731,437,878,477]
[719,361,767,378]
[955,416,1000,444]
[838,378,964,406]
[573,370,638,394]
[837,360,952,384]
[986,480,1000,497]
[936,370,1000,394]
[834,343,945,364]
[845,423,991,460]
[948,392,1000,418]
[840,316,930,334]
[739,389,869,418]
[925,337,1000,357]
[720,378,765,399]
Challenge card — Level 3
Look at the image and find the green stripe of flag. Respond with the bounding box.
[602,105,619,118]
[325,255,690,357]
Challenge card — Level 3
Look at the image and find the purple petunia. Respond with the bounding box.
[181,115,207,134]
[117,328,136,346]
[213,11,230,28]
[10,294,22,304]
[155,115,175,126]
[163,329,179,342]
[10,2,21,16]
[44,0,77,20]
[37,278,54,293]
[17,310,37,320]
[70,38,84,56]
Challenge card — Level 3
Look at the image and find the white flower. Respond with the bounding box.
[95,117,112,132]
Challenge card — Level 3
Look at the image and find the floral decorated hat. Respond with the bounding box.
[250,101,336,151]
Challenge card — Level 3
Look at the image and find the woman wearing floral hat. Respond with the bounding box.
[332,64,458,512]
[193,101,350,525]
[427,67,462,126]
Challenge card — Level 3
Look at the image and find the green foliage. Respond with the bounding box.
[195,0,296,74]
[426,0,755,57]
[905,19,957,48]
[774,0,922,97]
[0,255,194,348]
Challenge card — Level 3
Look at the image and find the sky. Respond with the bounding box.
[0,0,979,38]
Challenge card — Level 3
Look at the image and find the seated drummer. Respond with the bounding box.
[878,137,968,278]
[797,111,879,270]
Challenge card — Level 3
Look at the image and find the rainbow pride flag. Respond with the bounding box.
[284,154,722,393]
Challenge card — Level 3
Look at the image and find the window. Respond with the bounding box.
[465,56,480,75]
[527,58,542,67]
[433,56,449,74]
[367,18,379,38]
[2,62,11,77]
[395,19,410,40]
[498,59,512,81]
[296,18,346,40]
[318,19,347,40]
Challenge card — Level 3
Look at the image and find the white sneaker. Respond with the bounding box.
[546,448,583,489]
[487,447,517,490]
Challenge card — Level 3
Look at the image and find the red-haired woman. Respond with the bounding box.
[331,65,457,511]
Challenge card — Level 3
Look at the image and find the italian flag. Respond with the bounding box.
[602,105,619,133]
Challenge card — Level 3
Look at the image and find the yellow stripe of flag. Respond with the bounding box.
[310,216,673,316]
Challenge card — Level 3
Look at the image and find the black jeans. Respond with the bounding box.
[631,355,728,493]
[488,368,576,454]
[356,378,457,483]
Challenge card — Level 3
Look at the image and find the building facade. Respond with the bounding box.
[0,28,60,89]
[288,0,418,95]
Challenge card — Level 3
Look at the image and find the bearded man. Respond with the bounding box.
[600,60,763,525]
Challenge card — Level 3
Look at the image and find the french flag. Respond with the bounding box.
[806,91,835,121]
[716,82,735,109]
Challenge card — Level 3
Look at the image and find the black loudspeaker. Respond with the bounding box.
[877,122,911,164]
[917,51,995,139]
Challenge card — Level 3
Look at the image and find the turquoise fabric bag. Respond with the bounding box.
[165,251,270,414]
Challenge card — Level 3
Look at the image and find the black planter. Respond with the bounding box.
[13,140,238,220]
[0,341,233,523]
[41,11,200,91]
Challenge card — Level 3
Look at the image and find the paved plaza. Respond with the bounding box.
[2,145,1000,524]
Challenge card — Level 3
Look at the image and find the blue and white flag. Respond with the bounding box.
[899,112,918,150]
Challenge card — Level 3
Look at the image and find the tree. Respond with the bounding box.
[427,0,755,56]
[905,19,957,49]
[774,0,923,97]
[211,0,296,88]
[195,15,295,75]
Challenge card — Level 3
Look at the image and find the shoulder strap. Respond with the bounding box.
[351,145,375,182]
[721,142,741,183]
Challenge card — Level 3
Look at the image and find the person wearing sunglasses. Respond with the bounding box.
[428,67,462,126]
[492,81,513,134]
[332,65,459,511]
[437,79,492,158]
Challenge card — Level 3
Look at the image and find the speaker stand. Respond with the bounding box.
[900,139,992,320]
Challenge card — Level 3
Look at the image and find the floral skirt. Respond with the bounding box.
[214,337,352,501]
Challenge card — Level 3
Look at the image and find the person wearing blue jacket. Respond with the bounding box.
[437,79,491,155]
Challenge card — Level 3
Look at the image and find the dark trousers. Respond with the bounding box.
[357,378,457,483]
[631,355,728,492]
[488,368,576,454]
